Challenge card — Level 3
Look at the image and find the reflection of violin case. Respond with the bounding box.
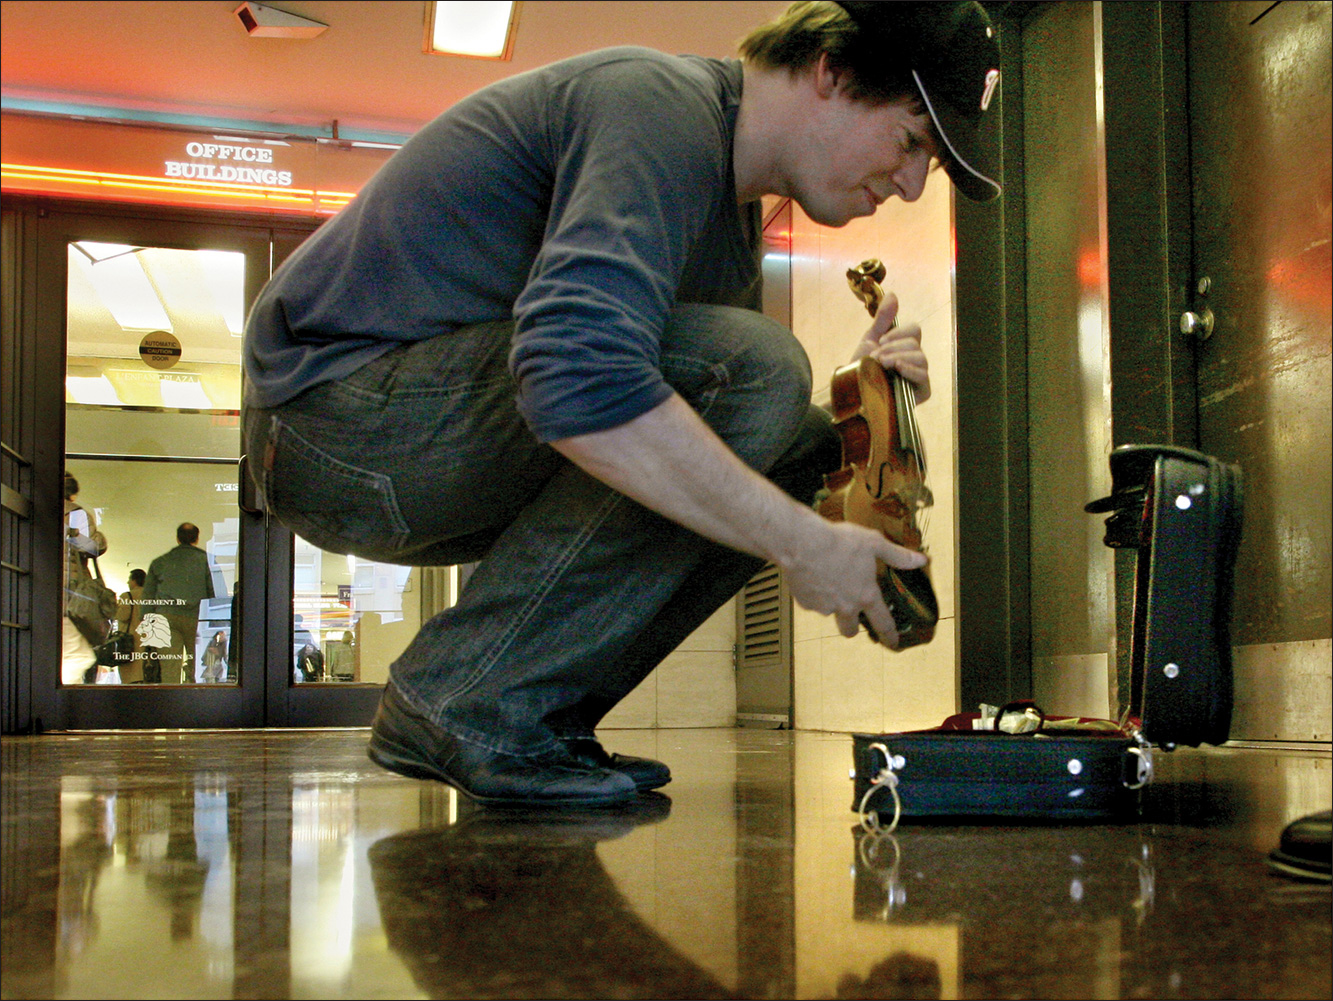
[850,826,1159,924]
[853,445,1243,823]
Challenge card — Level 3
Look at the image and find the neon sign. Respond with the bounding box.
[1,113,393,215]
[165,141,294,187]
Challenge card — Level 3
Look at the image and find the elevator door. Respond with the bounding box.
[1186,1,1331,741]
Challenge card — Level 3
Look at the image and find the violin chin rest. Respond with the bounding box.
[879,565,939,649]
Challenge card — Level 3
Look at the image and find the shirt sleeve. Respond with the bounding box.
[508,58,732,441]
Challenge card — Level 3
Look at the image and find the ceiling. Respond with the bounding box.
[4,1,791,398]
[1,1,789,139]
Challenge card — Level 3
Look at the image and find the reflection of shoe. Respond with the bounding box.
[367,794,732,1001]
[367,685,637,807]
[1267,810,1332,882]
[560,737,671,790]
[453,792,673,844]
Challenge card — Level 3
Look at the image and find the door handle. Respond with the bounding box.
[1180,308,1215,341]
[237,454,264,516]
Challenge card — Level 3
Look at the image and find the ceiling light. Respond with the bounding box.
[70,242,172,332]
[66,375,123,407]
[196,250,247,336]
[427,1,518,60]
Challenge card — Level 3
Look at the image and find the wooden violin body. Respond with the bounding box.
[818,260,939,649]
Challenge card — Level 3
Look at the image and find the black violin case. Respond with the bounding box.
[852,445,1243,825]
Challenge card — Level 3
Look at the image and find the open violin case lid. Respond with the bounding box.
[853,445,1244,826]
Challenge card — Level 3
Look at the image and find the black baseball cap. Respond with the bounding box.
[835,1,1003,202]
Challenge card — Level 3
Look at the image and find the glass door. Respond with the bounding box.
[42,208,418,728]
[48,210,270,728]
[63,240,246,688]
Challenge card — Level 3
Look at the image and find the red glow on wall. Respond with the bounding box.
[1268,250,1333,324]
[1077,248,1102,288]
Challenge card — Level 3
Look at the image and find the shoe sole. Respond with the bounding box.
[367,732,638,808]
[623,769,671,792]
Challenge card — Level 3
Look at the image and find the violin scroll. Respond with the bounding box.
[846,259,888,317]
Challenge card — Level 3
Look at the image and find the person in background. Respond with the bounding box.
[142,523,215,683]
[62,471,108,685]
[326,629,356,681]
[297,641,325,683]
[227,581,241,681]
[116,568,147,683]
[201,631,228,683]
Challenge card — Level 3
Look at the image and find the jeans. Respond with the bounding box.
[244,304,840,756]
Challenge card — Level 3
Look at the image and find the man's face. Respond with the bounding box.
[791,89,941,228]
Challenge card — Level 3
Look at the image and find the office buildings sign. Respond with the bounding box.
[165,140,294,187]
[1,112,394,215]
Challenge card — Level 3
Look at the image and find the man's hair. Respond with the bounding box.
[738,1,923,108]
[63,472,79,500]
[177,522,200,545]
[129,568,146,586]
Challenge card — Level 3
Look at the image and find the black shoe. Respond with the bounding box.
[1267,809,1332,882]
[560,736,671,791]
[368,685,638,808]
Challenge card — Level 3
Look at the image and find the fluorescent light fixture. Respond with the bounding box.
[427,1,518,59]
[70,242,172,332]
[160,375,215,410]
[66,375,123,406]
[196,250,247,336]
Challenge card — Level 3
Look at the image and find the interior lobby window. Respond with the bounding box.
[289,550,459,685]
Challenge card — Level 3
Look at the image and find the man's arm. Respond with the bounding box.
[551,392,925,644]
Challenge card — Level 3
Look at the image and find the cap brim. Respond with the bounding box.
[913,70,1001,203]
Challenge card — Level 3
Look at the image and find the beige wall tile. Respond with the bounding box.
[608,581,734,729]
[656,650,737,728]
[599,671,657,729]
[1033,652,1112,721]
[792,636,822,731]
[672,600,736,652]
[818,634,886,733]
[881,622,959,732]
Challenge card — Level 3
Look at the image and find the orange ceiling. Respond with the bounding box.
[1,1,788,138]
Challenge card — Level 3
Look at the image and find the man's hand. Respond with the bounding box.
[849,291,931,403]
[782,517,926,646]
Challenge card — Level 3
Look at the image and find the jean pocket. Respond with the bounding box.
[267,417,411,557]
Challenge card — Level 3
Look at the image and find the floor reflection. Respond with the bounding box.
[1,730,1328,1000]
[369,796,739,999]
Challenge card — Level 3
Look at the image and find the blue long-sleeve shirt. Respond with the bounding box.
[243,48,762,442]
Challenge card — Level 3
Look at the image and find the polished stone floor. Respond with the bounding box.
[1,727,1329,1000]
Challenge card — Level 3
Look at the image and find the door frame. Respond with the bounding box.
[954,1,1197,712]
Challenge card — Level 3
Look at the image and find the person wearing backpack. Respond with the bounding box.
[62,471,111,684]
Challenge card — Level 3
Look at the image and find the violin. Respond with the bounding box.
[817,259,939,648]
